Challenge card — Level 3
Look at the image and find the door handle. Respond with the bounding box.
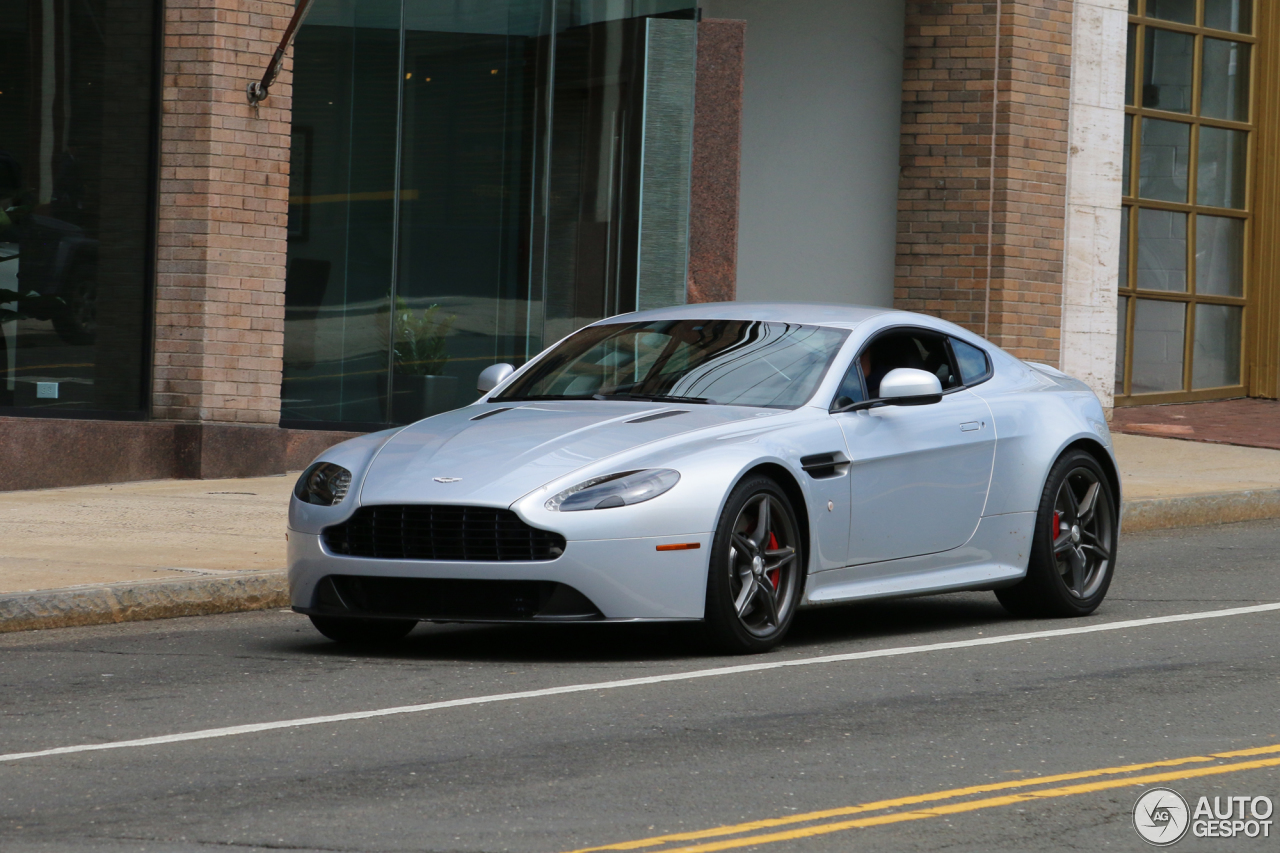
[960,421,984,432]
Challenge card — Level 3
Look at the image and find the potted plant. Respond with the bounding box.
[381,297,457,422]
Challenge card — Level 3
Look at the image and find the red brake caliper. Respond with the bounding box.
[766,531,781,590]
[1051,510,1061,543]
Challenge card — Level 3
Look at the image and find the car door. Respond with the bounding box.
[832,328,995,566]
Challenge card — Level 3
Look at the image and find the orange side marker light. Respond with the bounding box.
[656,542,701,552]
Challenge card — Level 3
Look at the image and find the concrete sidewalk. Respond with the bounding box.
[2,433,1279,632]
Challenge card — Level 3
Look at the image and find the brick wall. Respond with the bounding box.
[896,0,1074,363]
[153,0,292,423]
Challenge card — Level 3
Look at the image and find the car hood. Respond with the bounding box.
[359,401,773,506]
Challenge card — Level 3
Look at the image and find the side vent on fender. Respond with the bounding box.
[800,451,851,479]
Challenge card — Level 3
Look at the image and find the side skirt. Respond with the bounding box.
[802,512,1036,606]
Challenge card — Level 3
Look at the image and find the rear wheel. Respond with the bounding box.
[704,476,805,654]
[308,615,417,645]
[996,450,1117,618]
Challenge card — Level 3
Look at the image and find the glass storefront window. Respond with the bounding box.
[1136,208,1187,292]
[1203,0,1251,33]
[1195,214,1244,296]
[1138,118,1190,202]
[1192,303,1242,387]
[0,0,158,415]
[1143,28,1194,113]
[1118,0,1250,401]
[283,0,697,427]
[1200,38,1250,122]
[1132,299,1186,393]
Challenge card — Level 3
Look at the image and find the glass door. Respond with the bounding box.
[1118,0,1253,403]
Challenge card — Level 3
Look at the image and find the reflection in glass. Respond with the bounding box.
[390,1,549,424]
[1201,39,1250,122]
[1197,126,1249,209]
[1132,299,1186,393]
[1143,28,1194,113]
[0,0,157,414]
[1204,0,1252,33]
[1147,0,1195,23]
[1137,208,1187,292]
[1195,215,1245,296]
[1139,118,1190,202]
[282,0,698,427]
[1126,24,1137,107]
[282,0,401,425]
[1123,116,1133,196]
[1192,304,1243,388]
[496,320,849,409]
[1119,206,1130,289]
[1116,295,1129,396]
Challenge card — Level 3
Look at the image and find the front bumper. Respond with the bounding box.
[287,529,712,621]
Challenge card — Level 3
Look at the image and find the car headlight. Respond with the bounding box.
[294,462,353,506]
[545,469,681,512]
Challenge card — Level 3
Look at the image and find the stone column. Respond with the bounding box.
[1060,0,1128,408]
[896,1,1075,366]
[153,0,292,426]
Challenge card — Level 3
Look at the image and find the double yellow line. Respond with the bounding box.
[566,744,1280,853]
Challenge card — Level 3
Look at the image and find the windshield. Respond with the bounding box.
[496,319,849,408]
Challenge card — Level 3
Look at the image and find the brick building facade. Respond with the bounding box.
[2,0,1270,490]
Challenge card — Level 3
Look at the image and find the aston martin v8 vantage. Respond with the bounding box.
[288,303,1120,653]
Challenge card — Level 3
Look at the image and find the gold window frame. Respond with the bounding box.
[1118,0,1255,405]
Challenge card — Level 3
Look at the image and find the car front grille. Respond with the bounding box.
[322,505,566,562]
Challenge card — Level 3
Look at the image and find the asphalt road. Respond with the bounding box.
[2,520,1279,853]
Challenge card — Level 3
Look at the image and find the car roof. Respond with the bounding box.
[591,302,900,330]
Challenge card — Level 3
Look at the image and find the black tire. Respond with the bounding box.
[704,476,805,654]
[996,449,1118,618]
[308,614,417,645]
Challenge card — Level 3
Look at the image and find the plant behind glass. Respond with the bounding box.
[382,296,454,377]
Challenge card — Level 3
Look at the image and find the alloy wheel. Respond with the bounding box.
[727,493,800,637]
[1050,467,1113,599]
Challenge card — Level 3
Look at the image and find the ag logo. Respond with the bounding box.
[1134,787,1191,846]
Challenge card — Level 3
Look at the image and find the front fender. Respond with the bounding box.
[508,414,851,574]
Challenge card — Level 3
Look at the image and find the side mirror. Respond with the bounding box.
[879,368,943,406]
[476,363,515,395]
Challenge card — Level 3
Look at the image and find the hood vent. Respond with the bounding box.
[470,407,514,421]
[626,409,688,424]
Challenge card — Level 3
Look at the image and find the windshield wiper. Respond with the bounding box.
[594,393,717,405]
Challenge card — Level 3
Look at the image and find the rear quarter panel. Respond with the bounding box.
[970,355,1116,517]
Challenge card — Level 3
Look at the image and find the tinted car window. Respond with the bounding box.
[497,319,850,409]
[861,330,960,398]
[833,362,866,407]
[951,338,992,385]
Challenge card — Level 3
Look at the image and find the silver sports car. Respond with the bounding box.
[288,303,1119,653]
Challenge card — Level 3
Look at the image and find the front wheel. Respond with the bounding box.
[308,615,417,645]
[704,476,805,654]
[996,450,1118,618]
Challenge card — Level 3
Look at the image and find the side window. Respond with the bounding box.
[950,338,992,386]
[861,330,960,398]
[833,360,866,408]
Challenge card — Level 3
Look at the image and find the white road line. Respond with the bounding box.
[3,602,1279,765]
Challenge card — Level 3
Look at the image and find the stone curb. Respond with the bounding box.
[3,490,1279,634]
[1121,488,1280,533]
[0,570,288,634]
